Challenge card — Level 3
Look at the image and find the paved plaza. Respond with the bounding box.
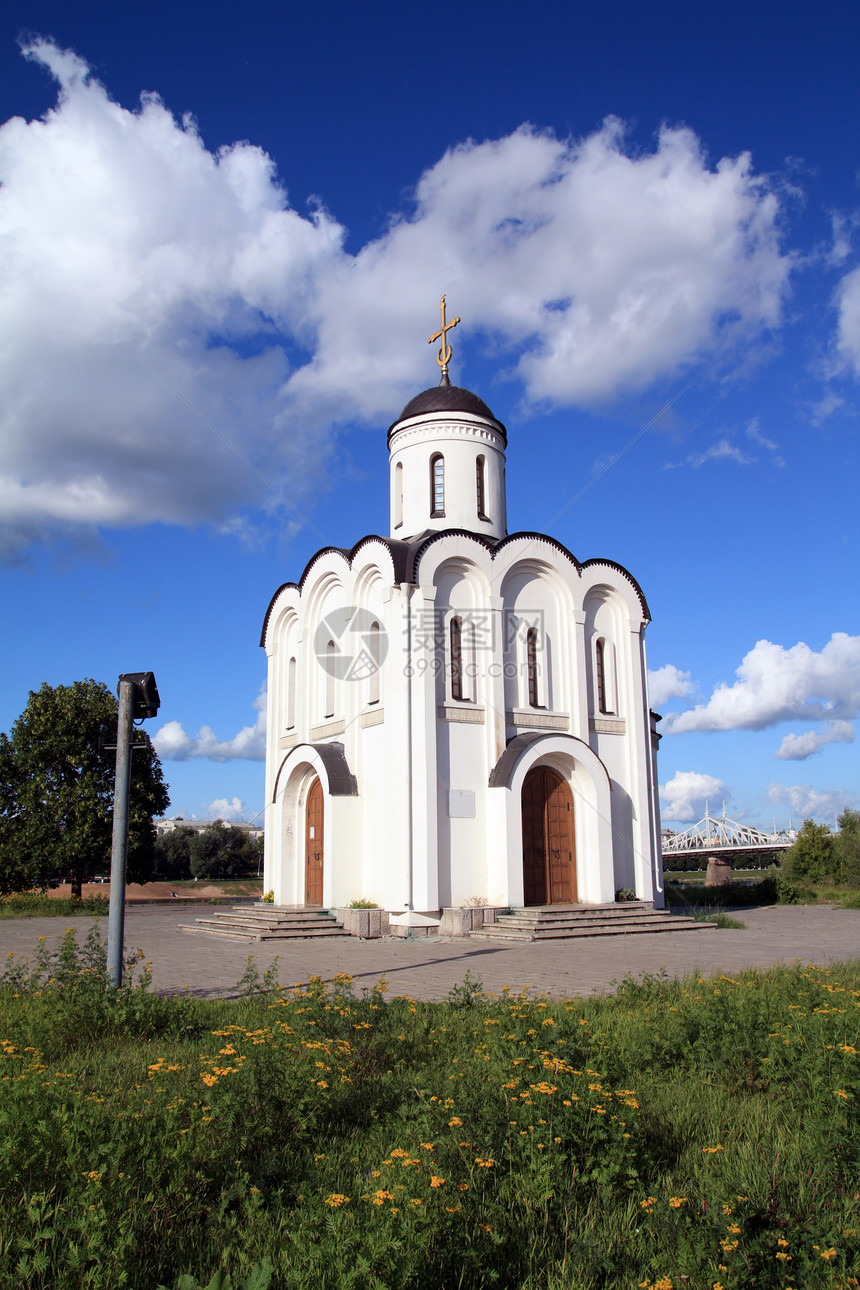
[1,904,858,999]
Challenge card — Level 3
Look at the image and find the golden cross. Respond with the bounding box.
[428,294,460,378]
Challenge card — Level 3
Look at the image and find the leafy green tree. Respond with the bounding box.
[780,818,837,885]
[189,823,259,880]
[0,679,170,896]
[836,808,860,885]
[152,826,195,880]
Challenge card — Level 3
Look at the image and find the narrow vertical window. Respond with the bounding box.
[394,462,403,529]
[595,638,607,714]
[431,454,445,516]
[476,454,487,519]
[450,616,463,701]
[527,627,539,708]
[325,641,336,718]
[287,656,297,729]
[368,621,381,705]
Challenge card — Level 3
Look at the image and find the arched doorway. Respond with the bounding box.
[304,776,324,907]
[521,766,576,905]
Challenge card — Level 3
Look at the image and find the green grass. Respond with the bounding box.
[665,876,780,908]
[0,891,110,918]
[687,908,747,929]
[1,930,859,1289]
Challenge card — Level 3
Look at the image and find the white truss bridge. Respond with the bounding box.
[662,805,795,858]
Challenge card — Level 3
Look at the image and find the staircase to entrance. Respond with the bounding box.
[179,906,350,943]
[469,902,716,942]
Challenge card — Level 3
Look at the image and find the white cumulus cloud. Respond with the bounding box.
[648,664,694,708]
[660,770,727,823]
[766,782,856,823]
[775,719,856,760]
[662,633,860,734]
[837,263,860,375]
[201,796,250,822]
[0,40,793,558]
[153,688,266,762]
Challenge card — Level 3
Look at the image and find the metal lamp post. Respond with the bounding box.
[106,672,160,988]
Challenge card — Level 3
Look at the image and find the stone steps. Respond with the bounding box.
[469,902,716,942]
[179,905,351,942]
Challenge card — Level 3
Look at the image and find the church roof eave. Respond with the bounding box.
[260,531,650,647]
[580,557,651,621]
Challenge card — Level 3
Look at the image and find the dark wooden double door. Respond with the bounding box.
[521,767,576,905]
[304,776,324,907]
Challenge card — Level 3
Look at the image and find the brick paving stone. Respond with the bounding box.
[1,904,858,1000]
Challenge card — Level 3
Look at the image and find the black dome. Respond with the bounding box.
[392,383,500,427]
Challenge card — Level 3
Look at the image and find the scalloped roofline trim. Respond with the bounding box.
[260,530,650,646]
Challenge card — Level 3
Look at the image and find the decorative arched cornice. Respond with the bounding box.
[492,531,582,574]
[259,530,650,645]
[410,527,497,579]
[271,740,359,804]
[297,545,353,593]
[581,558,650,620]
[259,535,416,645]
[260,582,300,647]
[488,731,612,792]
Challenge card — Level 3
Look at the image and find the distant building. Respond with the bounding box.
[154,817,263,842]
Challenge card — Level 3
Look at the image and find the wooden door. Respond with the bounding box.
[521,767,576,905]
[304,777,324,907]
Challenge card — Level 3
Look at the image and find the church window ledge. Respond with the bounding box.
[310,718,347,740]
[507,709,569,732]
[360,708,384,728]
[438,703,485,724]
[279,731,299,749]
[589,716,626,735]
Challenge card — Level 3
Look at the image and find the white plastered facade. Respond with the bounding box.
[261,385,664,913]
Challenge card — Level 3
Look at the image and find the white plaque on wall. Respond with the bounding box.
[448,790,476,818]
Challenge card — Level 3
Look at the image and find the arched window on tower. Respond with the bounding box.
[476,455,488,520]
[394,462,403,529]
[430,454,445,517]
[325,640,336,719]
[368,621,381,705]
[527,627,540,708]
[287,656,297,729]
[450,616,463,701]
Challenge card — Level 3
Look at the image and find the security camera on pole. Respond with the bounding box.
[107,672,160,988]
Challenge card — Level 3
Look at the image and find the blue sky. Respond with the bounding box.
[0,0,858,830]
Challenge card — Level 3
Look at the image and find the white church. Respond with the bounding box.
[261,302,664,925]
